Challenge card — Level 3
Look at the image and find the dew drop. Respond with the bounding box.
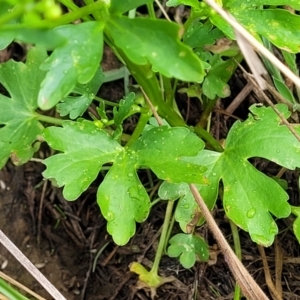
[128,173,134,177]
[246,208,256,219]
[106,211,115,221]
[212,172,217,176]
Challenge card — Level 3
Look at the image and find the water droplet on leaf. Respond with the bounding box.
[246,208,256,218]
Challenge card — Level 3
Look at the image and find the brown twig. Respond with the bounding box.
[189,184,269,300]
[257,245,282,300]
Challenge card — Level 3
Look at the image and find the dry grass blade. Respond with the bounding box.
[0,230,66,300]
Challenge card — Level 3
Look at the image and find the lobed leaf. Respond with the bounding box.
[0,47,46,168]
[56,68,104,119]
[43,125,208,244]
[106,16,205,82]
[201,105,298,245]
[97,153,150,245]
[133,126,208,184]
[38,22,104,110]
[168,233,209,268]
[43,120,122,200]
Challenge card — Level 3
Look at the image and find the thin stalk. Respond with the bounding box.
[2,2,106,30]
[147,3,156,19]
[196,97,218,128]
[193,126,224,152]
[58,0,92,21]
[93,96,119,106]
[0,5,24,26]
[229,220,242,300]
[35,114,63,126]
[125,111,152,147]
[164,211,176,253]
[150,201,174,274]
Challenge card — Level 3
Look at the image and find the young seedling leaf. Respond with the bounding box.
[0,47,46,168]
[106,16,205,82]
[113,92,135,140]
[56,68,104,119]
[43,120,122,200]
[38,22,104,110]
[195,104,299,246]
[168,233,209,268]
[110,0,154,15]
[202,55,236,99]
[132,126,208,184]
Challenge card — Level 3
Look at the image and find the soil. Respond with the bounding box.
[1,25,300,300]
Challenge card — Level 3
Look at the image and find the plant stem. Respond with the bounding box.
[2,2,106,30]
[193,126,224,152]
[147,3,156,19]
[229,219,242,300]
[151,201,174,274]
[35,114,64,126]
[125,111,152,147]
[59,0,92,22]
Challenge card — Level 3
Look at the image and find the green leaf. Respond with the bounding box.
[43,120,122,200]
[159,151,220,232]
[211,2,300,52]
[166,0,200,7]
[168,233,209,268]
[133,126,208,184]
[106,16,205,82]
[110,0,154,15]
[97,154,150,245]
[0,47,45,168]
[194,104,299,246]
[183,21,224,49]
[202,55,236,99]
[38,22,104,110]
[273,77,295,104]
[113,92,135,140]
[43,125,208,244]
[56,68,104,119]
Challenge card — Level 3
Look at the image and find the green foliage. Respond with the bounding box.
[39,22,104,110]
[43,125,207,244]
[57,68,104,119]
[0,47,45,168]
[106,16,205,82]
[168,233,209,268]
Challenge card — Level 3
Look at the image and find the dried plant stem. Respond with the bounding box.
[189,184,268,300]
[0,230,66,300]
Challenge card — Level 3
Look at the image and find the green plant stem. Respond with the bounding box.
[126,111,152,147]
[196,96,218,128]
[2,2,106,30]
[35,114,64,126]
[58,0,92,22]
[193,126,224,152]
[93,96,119,106]
[164,212,176,253]
[0,5,24,27]
[163,75,174,106]
[147,3,156,19]
[151,201,174,275]
[229,219,242,300]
